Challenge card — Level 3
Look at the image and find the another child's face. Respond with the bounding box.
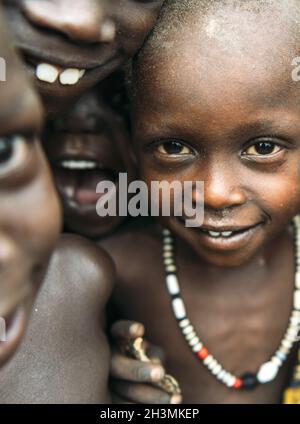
[133,13,300,267]
[0,14,61,366]
[4,0,163,117]
[44,87,134,239]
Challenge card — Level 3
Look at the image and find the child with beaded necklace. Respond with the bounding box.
[104,0,300,404]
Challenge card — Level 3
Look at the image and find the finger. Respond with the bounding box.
[144,342,166,365]
[111,320,145,342]
[111,352,165,383]
[110,380,182,405]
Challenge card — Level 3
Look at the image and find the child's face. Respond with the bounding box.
[4,0,163,117]
[0,13,61,367]
[44,86,134,239]
[133,12,300,267]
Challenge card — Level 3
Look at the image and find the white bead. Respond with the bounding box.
[208,359,217,370]
[296,273,300,289]
[186,332,197,341]
[290,316,300,326]
[179,318,190,328]
[163,245,173,252]
[271,356,282,367]
[163,251,172,258]
[166,274,180,295]
[189,336,200,347]
[212,364,222,375]
[217,370,226,380]
[166,265,177,273]
[192,342,203,352]
[164,237,173,244]
[164,258,174,265]
[182,324,194,335]
[294,290,300,310]
[282,339,293,349]
[172,298,186,320]
[163,229,171,236]
[203,354,213,366]
[226,375,235,387]
[257,361,279,383]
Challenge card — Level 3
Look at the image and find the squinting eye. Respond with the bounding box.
[0,135,33,176]
[243,141,282,156]
[157,140,192,156]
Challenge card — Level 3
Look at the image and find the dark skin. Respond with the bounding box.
[0,234,114,403]
[3,0,164,117]
[0,9,61,368]
[103,6,300,403]
[43,81,135,239]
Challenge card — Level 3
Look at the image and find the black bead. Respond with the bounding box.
[240,373,259,390]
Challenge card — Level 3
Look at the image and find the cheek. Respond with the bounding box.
[251,164,300,218]
[11,168,61,268]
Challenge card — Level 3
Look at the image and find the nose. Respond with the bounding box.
[201,163,247,211]
[23,0,116,43]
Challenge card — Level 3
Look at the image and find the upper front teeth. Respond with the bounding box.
[61,160,97,170]
[208,230,233,238]
[36,63,85,85]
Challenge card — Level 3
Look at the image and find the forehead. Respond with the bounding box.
[134,5,300,125]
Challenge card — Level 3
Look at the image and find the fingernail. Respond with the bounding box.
[170,394,182,404]
[129,323,143,336]
[150,367,164,381]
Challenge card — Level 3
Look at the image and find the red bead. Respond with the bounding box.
[197,347,209,360]
[233,378,242,389]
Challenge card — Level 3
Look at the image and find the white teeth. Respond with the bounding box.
[59,68,85,85]
[35,63,85,85]
[36,63,59,83]
[221,231,233,237]
[209,231,221,238]
[61,160,97,170]
[207,230,234,238]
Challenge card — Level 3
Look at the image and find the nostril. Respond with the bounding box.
[23,0,115,44]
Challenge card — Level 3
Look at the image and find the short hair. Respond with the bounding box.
[128,0,300,100]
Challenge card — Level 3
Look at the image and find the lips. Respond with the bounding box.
[196,222,264,251]
[53,157,117,210]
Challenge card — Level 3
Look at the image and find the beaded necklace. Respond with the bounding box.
[162,217,300,390]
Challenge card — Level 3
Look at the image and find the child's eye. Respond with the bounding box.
[242,141,282,156]
[0,135,33,176]
[156,140,192,156]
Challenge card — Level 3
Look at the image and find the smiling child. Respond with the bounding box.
[105,0,300,404]
[3,0,164,117]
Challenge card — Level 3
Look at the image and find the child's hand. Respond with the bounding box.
[110,320,182,404]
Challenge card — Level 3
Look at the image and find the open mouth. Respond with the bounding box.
[53,158,118,210]
[22,50,121,88]
[24,53,87,86]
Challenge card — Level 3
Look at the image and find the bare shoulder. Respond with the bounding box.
[48,233,115,306]
[99,218,161,280]
[99,219,160,269]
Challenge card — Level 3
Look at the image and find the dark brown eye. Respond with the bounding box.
[0,135,32,175]
[244,141,281,156]
[157,141,192,156]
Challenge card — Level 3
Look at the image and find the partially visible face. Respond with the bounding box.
[3,0,163,117]
[0,11,61,366]
[133,6,300,267]
[43,81,135,239]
